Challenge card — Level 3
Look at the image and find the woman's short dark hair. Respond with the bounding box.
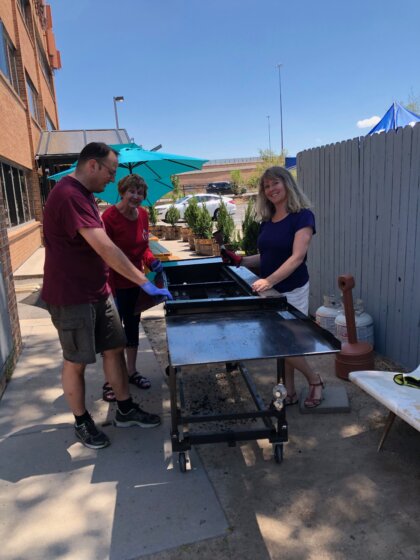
[118,174,148,198]
[77,142,118,166]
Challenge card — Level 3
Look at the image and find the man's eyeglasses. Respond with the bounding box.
[95,159,118,178]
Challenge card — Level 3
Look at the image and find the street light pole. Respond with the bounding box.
[113,96,124,129]
[266,115,271,152]
[276,64,284,154]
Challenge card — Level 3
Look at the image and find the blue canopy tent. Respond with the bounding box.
[368,102,420,135]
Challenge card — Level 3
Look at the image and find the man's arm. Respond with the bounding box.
[79,227,148,286]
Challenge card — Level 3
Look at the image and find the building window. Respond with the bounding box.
[18,0,32,30]
[26,74,40,123]
[36,34,53,89]
[0,22,20,95]
[45,111,56,131]
[0,162,33,228]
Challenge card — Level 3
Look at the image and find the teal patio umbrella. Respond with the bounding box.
[48,143,208,206]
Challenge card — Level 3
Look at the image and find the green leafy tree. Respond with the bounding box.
[194,204,213,238]
[184,196,200,230]
[230,169,244,195]
[216,200,235,244]
[241,198,260,255]
[171,175,182,200]
[165,205,180,226]
[246,149,286,191]
[148,204,159,226]
[229,229,243,252]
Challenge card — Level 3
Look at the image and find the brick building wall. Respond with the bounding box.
[0,178,20,392]
[0,0,60,385]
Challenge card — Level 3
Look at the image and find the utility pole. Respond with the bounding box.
[276,64,284,154]
[266,115,272,152]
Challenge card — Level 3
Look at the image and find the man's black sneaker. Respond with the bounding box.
[75,417,110,449]
[114,404,161,428]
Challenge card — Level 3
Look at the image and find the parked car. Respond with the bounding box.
[206,181,233,194]
[156,194,236,222]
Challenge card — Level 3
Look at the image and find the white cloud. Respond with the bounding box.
[357,116,381,129]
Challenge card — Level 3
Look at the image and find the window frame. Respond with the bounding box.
[26,73,40,123]
[0,21,21,95]
[18,0,32,30]
[45,111,56,131]
[36,32,53,90]
[0,161,33,228]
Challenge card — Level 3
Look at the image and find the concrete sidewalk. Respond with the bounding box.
[3,244,419,560]
[0,244,227,560]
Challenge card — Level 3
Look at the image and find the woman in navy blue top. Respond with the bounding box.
[222,166,324,408]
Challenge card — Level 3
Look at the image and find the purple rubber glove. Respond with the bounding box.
[141,281,173,300]
[150,259,163,274]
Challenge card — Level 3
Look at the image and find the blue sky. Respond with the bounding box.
[48,0,420,160]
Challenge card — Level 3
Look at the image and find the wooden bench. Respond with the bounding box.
[349,369,420,451]
[149,239,172,262]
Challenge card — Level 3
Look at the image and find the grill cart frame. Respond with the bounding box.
[161,258,340,472]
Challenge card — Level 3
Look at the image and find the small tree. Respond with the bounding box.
[216,200,235,244]
[148,204,159,226]
[246,149,286,191]
[184,196,200,230]
[194,204,213,239]
[241,198,260,255]
[165,205,180,226]
[230,230,243,252]
[171,175,182,201]
[230,169,243,195]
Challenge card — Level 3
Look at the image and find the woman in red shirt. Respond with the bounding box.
[102,174,163,401]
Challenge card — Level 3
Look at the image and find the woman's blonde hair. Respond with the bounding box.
[255,166,312,221]
[118,174,148,198]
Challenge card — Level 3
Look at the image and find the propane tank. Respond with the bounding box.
[315,294,342,335]
[335,299,374,347]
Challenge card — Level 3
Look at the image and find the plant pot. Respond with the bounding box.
[188,234,196,251]
[196,238,214,256]
[164,226,182,240]
[212,242,221,256]
[181,227,191,242]
[149,225,163,238]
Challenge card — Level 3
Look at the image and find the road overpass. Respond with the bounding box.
[176,157,261,188]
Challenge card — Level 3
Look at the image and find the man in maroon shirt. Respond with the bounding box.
[42,142,172,449]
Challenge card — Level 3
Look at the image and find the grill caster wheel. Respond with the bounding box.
[273,444,283,464]
[178,452,189,473]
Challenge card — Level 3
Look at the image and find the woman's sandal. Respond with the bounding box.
[129,371,151,390]
[304,375,325,408]
[284,392,299,406]
[102,382,116,403]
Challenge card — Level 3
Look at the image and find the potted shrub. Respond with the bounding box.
[164,205,181,240]
[184,196,200,250]
[241,198,259,255]
[230,169,244,196]
[148,204,162,237]
[215,200,235,255]
[193,204,213,255]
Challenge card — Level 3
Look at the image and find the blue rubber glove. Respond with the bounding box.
[141,281,173,300]
[150,259,163,274]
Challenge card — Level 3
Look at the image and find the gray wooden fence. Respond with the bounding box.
[297,123,420,370]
